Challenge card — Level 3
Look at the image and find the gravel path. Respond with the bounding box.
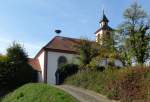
[56,85,119,102]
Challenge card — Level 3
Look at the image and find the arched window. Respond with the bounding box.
[58,56,67,68]
[56,56,67,85]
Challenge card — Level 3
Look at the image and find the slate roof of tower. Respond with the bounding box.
[95,25,114,34]
[100,13,109,23]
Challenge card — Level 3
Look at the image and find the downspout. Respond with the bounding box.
[44,50,48,83]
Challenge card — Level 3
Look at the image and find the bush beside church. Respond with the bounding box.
[0,42,37,97]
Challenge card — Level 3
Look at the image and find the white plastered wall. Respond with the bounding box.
[47,51,79,84]
[99,59,123,67]
[96,30,106,45]
[37,51,45,82]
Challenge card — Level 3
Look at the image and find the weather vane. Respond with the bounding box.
[101,4,105,14]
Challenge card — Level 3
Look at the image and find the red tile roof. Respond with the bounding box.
[34,36,81,58]
[44,36,80,53]
[28,58,41,71]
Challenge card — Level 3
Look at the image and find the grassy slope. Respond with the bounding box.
[65,69,120,94]
[1,83,78,102]
[65,68,150,101]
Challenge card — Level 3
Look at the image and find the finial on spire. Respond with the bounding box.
[101,4,105,14]
[102,9,105,16]
[100,10,109,23]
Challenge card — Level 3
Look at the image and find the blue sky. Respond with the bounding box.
[0,0,150,57]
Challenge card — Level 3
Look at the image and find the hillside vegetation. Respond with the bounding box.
[1,83,78,102]
[65,67,150,102]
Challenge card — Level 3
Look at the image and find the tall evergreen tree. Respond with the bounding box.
[0,42,37,90]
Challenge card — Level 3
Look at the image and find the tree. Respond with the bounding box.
[0,54,8,62]
[75,38,100,67]
[7,42,28,63]
[118,44,132,66]
[92,30,121,68]
[99,31,118,59]
[118,2,150,65]
[85,31,119,69]
[0,54,9,90]
[0,42,37,90]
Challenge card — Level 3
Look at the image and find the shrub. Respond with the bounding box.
[80,58,105,72]
[65,66,150,102]
[120,67,149,102]
[0,55,8,62]
[0,42,37,94]
[57,64,79,84]
[75,38,100,67]
[0,55,9,90]
[65,69,109,94]
[105,67,150,102]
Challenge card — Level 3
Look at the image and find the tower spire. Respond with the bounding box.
[100,11,109,23]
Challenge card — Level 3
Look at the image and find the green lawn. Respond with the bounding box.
[1,83,78,102]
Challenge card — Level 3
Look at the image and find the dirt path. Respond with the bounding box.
[56,85,118,102]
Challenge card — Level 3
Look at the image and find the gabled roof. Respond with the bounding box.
[28,58,41,71]
[44,36,80,53]
[34,36,81,59]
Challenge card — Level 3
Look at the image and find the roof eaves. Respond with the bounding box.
[34,36,58,59]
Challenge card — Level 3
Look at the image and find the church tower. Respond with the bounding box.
[95,11,113,44]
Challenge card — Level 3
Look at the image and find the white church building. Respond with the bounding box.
[29,12,123,84]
